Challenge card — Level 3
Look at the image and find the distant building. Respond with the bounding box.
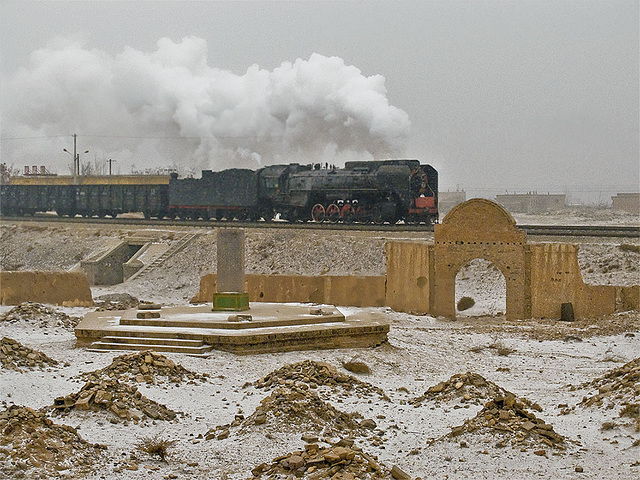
[611,193,640,215]
[439,190,466,217]
[495,193,566,214]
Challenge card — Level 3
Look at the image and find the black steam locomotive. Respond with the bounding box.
[1,159,438,224]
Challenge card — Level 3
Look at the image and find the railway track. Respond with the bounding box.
[2,215,639,238]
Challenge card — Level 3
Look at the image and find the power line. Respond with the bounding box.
[1,133,278,140]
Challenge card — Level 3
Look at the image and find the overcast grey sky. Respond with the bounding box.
[1,0,638,203]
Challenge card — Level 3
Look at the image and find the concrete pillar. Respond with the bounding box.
[216,228,245,293]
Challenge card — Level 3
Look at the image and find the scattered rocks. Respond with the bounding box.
[577,357,640,432]
[50,379,179,423]
[249,442,396,479]
[577,357,639,409]
[254,360,390,401]
[410,372,532,408]
[94,293,140,311]
[342,359,372,375]
[80,350,208,385]
[445,395,566,451]
[0,405,106,480]
[208,384,367,440]
[0,337,59,371]
[0,302,79,330]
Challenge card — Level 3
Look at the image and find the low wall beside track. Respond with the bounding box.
[0,271,94,306]
[191,273,386,307]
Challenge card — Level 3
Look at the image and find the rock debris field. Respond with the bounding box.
[0,211,639,479]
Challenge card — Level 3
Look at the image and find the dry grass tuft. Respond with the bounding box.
[600,421,617,431]
[618,244,640,254]
[457,296,475,311]
[135,435,177,462]
[488,341,516,356]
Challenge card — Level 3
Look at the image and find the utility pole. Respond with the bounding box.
[63,134,88,182]
[73,133,78,176]
[107,158,117,175]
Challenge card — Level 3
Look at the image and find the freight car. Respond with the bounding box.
[1,174,170,218]
[0,159,438,224]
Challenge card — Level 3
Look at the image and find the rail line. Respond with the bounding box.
[2,215,639,238]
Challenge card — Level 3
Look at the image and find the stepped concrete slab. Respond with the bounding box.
[76,303,389,354]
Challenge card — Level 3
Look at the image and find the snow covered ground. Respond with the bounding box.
[0,210,638,479]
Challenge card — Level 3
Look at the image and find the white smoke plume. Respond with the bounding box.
[2,36,410,175]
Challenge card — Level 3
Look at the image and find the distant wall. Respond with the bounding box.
[0,271,93,306]
[611,193,640,214]
[192,273,385,307]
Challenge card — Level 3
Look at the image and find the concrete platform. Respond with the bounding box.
[76,303,390,354]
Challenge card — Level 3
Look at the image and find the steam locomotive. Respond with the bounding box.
[0,159,438,224]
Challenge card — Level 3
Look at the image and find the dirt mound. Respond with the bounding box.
[0,302,79,330]
[445,394,566,452]
[80,350,208,385]
[0,405,106,480]
[254,360,390,401]
[207,384,371,441]
[0,337,59,371]
[577,357,639,408]
[94,293,140,311]
[50,379,179,423]
[250,442,396,479]
[410,372,535,408]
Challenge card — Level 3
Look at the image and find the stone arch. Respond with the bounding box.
[432,199,530,320]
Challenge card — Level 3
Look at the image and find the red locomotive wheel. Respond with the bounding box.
[340,204,355,223]
[326,204,340,222]
[311,204,325,222]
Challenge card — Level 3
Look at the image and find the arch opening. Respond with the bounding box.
[455,258,506,318]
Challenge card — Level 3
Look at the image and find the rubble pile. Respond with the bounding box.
[94,293,140,311]
[445,394,566,452]
[80,350,207,385]
[207,385,370,441]
[249,442,396,479]
[0,302,79,330]
[254,360,390,400]
[577,357,640,408]
[410,372,532,408]
[0,337,59,371]
[50,379,179,423]
[0,405,106,479]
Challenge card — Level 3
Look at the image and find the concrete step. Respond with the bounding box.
[98,336,204,347]
[89,339,213,355]
[119,313,346,330]
[126,233,200,282]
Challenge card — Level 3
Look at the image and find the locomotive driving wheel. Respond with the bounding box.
[325,204,340,223]
[340,204,355,223]
[311,204,325,222]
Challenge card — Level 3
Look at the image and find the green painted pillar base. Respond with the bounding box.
[212,292,250,311]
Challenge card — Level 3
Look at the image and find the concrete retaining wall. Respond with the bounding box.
[530,244,639,318]
[385,241,433,314]
[192,274,386,307]
[0,271,93,306]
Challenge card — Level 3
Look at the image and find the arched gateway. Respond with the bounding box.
[385,198,637,320]
[432,198,530,320]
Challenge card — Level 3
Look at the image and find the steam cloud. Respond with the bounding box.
[3,36,410,174]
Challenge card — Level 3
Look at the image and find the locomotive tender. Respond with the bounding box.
[1,159,438,224]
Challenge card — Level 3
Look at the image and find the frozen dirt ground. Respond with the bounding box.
[0,210,639,479]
